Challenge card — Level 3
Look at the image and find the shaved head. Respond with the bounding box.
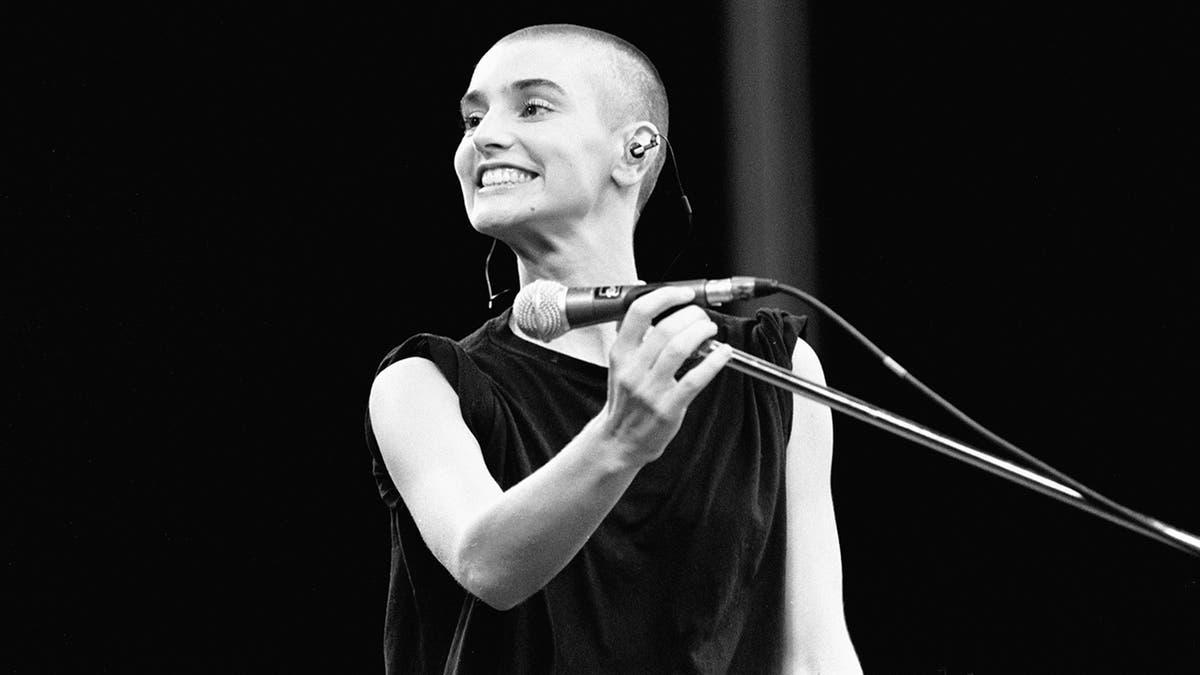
[496,24,670,214]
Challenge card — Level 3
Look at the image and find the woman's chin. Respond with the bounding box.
[469,206,542,236]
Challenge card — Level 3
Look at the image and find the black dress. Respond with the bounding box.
[364,307,807,674]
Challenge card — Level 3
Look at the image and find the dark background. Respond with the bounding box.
[10,2,1198,672]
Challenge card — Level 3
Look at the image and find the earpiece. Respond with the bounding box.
[628,135,660,159]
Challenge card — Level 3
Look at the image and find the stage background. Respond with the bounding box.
[10,2,1199,672]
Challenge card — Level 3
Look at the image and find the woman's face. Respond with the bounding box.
[453,37,622,238]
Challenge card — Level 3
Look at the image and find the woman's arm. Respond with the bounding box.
[368,287,733,610]
[782,338,862,673]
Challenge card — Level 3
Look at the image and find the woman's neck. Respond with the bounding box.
[504,227,639,368]
[513,232,638,288]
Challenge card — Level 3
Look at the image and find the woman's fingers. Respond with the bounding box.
[600,285,734,463]
[670,340,734,408]
[607,284,731,398]
[610,286,697,371]
[647,315,718,382]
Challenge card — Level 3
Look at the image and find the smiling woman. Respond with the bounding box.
[364,22,860,675]
[452,41,652,263]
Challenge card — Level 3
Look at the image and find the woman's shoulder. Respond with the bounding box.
[709,307,809,363]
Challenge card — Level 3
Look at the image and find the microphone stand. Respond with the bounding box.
[696,340,1200,558]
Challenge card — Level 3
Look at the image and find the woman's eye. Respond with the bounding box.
[461,112,483,133]
[520,99,553,117]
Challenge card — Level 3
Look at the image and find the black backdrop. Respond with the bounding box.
[10,2,1199,672]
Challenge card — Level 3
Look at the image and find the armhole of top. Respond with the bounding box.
[367,334,499,505]
[749,308,811,440]
[381,333,493,427]
[750,308,809,370]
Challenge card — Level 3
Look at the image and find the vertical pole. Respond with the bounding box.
[722,0,819,347]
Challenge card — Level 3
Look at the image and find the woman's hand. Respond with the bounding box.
[598,286,734,467]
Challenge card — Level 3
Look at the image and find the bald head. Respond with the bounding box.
[496,24,670,214]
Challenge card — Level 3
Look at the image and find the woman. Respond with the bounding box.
[366,23,859,674]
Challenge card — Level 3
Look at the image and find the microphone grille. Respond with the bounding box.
[513,279,569,342]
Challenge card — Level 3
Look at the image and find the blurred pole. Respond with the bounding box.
[722,0,819,348]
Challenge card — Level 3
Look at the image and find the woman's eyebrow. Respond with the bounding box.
[460,78,568,110]
[511,78,567,97]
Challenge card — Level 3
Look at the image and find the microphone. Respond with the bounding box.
[513,277,779,342]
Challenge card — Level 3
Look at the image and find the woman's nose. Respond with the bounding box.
[471,110,515,153]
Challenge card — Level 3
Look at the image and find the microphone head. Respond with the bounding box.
[513,279,569,342]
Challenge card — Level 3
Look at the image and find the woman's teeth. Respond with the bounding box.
[481,167,536,188]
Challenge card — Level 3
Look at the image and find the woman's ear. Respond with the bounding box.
[612,121,661,187]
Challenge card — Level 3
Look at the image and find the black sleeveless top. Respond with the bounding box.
[365,308,807,674]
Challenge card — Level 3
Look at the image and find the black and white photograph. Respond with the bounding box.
[10,2,1199,672]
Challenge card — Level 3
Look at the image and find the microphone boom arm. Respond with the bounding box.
[696,339,1200,558]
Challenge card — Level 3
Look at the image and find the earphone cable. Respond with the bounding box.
[657,133,695,281]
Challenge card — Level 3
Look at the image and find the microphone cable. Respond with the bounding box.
[770,280,1193,553]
